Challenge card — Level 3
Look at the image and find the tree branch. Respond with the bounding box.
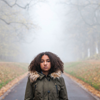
[0,17,35,30]
[76,0,100,26]
[1,0,32,10]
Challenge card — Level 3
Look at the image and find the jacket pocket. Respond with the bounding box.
[55,84,61,96]
[52,92,59,100]
[52,85,60,100]
[33,83,41,100]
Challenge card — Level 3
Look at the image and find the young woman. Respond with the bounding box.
[24,52,68,100]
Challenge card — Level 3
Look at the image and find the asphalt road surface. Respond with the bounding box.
[0,74,99,100]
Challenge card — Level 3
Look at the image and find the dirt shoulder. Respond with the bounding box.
[0,72,28,97]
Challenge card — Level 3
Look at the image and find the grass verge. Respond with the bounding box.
[0,62,28,89]
[64,61,100,91]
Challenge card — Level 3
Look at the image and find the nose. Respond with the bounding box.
[44,61,47,65]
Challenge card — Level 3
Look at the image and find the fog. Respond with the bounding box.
[0,0,100,63]
[21,1,72,61]
[23,1,72,62]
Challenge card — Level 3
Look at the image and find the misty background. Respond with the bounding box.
[0,0,100,63]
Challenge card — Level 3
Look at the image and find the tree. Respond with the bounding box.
[61,0,100,60]
[0,0,39,62]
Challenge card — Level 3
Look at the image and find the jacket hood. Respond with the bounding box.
[28,70,62,83]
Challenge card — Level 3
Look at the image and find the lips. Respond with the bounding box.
[44,66,48,69]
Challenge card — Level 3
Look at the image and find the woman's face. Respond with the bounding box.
[40,54,51,72]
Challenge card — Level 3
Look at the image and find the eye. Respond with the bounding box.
[47,60,50,62]
[40,60,44,63]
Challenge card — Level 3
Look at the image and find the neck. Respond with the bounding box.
[42,71,49,76]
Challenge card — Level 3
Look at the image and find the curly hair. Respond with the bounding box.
[28,52,64,73]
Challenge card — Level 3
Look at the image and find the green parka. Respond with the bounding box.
[24,70,68,100]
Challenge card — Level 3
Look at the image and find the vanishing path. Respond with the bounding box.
[1,74,98,100]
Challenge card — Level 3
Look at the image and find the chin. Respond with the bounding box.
[43,69,49,72]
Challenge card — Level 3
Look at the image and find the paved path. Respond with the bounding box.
[0,74,99,100]
[63,74,99,100]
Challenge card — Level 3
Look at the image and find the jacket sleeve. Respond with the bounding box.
[59,77,68,100]
[24,76,34,100]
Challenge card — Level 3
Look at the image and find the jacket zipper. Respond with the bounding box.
[48,91,49,100]
[43,78,44,100]
[55,83,58,94]
[34,83,37,96]
[48,77,50,100]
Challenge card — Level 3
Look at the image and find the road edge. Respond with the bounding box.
[64,72,100,100]
[0,72,28,100]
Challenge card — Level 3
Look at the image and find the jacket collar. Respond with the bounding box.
[28,70,62,83]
